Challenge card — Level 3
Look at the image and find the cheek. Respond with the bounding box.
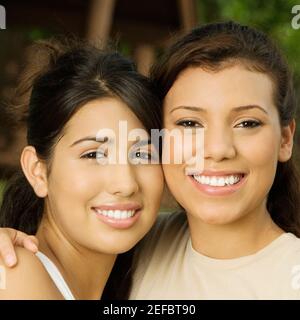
[48,158,101,204]
[237,128,280,171]
[162,163,184,195]
[136,165,164,205]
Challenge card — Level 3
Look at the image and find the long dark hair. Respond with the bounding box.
[151,21,300,236]
[0,39,161,299]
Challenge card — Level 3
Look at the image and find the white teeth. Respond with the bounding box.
[193,174,242,187]
[218,178,225,186]
[211,177,217,186]
[95,209,136,219]
[121,211,128,219]
[108,210,114,218]
[229,176,235,185]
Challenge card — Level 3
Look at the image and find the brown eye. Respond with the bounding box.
[81,151,105,159]
[176,120,202,127]
[82,152,96,159]
[235,120,262,128]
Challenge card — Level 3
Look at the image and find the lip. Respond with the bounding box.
[92,202,142,211]
[189,172,248,196]
[92,202,142,229]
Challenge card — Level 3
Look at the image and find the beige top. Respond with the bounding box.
[130,212,300,300]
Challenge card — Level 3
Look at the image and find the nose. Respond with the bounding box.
[105,163,139,197]
[204,126,236,162]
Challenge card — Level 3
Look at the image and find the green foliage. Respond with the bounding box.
[26,28,54,41]
[196,0,300,79]
[117,40,132,57]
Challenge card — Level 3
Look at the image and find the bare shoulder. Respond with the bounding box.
[0,247,63,299]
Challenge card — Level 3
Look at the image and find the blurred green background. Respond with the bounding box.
[0,0,300,207]
[197,0,300,88]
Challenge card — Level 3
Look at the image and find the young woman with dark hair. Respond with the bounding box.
[1,21,300,299]
[0,40,164,299]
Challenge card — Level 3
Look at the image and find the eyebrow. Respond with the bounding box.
[70,136,108,147]
[70,136,151,148]
[170,105,268,115]
[170,106,206,113]
[232,105,268,114]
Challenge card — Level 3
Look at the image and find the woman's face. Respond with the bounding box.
[43,98,163,254]
[162,64,293,225]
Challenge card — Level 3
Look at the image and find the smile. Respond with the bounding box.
[92,203,142,229]
[188,171,247,196]
[93,209,136,220]
[192,174,243,187]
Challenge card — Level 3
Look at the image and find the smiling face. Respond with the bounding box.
[163,64,294,226]
[40,97,163,254]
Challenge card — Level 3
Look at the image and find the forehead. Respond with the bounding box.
[164,65,275,110]
[63,97,145,136]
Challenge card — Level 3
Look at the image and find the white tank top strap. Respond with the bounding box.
[35,251,75,300]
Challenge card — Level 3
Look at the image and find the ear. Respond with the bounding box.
[20,146,48,198]
[278,119,296,162]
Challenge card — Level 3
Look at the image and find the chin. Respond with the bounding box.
[190,207,238,225]
[108,238,141,254]
[95,244,131,255]
[198,215,229,225]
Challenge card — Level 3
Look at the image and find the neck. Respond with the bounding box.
[36,216,117,300]
[187,203,284,259]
